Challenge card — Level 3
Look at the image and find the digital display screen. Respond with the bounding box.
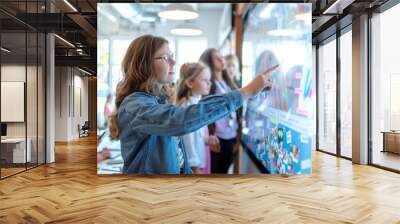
[241,3,315,174]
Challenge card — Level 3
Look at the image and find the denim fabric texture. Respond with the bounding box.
[118,90,243,174]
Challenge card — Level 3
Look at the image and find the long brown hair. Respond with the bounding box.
[199,48,239,136]
[225,54,242,86]
[175,62,208,105]
[199,48,238,95]
[109,34,168,140]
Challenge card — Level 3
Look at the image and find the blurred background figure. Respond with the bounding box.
[255,50,286,111]
[163,83,177,104]
[200,48,239,174]
[224,54,242,88]
[103,94,113,128]
[97,129,123,173]
[97,148,111,162]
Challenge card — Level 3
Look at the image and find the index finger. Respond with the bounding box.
[263,64,279,75]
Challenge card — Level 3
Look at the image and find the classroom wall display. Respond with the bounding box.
[241,3,314,174]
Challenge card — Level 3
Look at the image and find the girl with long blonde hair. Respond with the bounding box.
[175,62,220,174]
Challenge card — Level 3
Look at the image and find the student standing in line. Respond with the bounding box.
[109,35,278,174]
[175,62,220,174]
[200,48,240,174]
[224,54,242,88]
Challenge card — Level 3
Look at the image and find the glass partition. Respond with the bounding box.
[339,29,352,158]
[371,3,400,171]
[0,1,46,179]
[1,30,28,177]
[317,37,337,155]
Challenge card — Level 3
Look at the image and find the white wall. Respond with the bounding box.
[55,66,68,141]
[55,67,89,141]
[72,73,89,138]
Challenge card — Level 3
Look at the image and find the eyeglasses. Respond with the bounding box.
[154,53,174,63]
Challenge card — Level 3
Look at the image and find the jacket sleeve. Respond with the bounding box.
[124,90,243,136]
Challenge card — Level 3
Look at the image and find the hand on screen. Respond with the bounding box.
[240,64,279,99]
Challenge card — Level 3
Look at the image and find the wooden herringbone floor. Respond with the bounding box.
[1,135,400,223]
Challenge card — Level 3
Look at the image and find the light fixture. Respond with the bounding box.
[78,67,92,76]
[76,48,84,55]
[267,29,304,37]
[171,23,202,36]
[322,0,354,15]
[139,16,156,23]
[259,5,274,19]
[1,47,11,53]
[101,10,117,22]
[54,34,75,48]
[295,13,312,22]
[98,4,118,23]
[158,3,198,20]
[63,0,78,12]
[112,3,137,18]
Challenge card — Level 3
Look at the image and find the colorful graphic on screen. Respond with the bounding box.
[241,3,315,174]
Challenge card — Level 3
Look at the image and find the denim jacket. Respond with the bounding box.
[118,90,244,174]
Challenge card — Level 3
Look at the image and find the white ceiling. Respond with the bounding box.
[98,3,230,37]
